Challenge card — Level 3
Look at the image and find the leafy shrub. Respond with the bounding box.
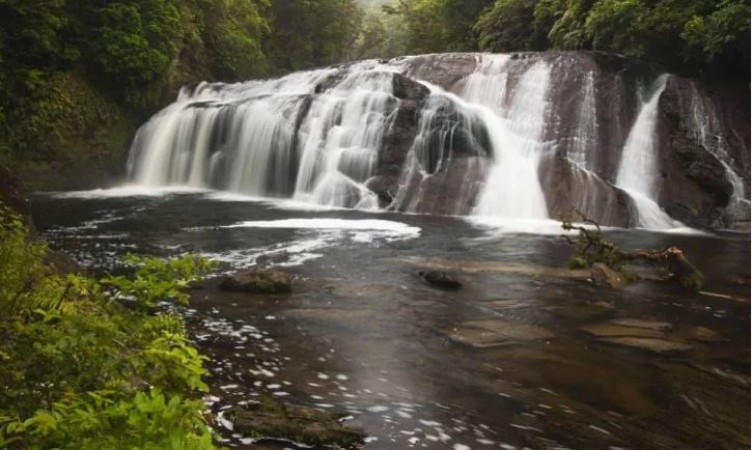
[0,202,220,449]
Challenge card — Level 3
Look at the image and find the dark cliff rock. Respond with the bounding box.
[399,157,489,215]
[392,72,430,100]
[656,76,734,228]
[538,153,634,227]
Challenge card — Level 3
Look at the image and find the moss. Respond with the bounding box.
[7,72,137,191]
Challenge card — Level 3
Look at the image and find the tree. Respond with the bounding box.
[584,0,646,56]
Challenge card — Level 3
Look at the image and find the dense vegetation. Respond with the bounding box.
[0,202,219,449]
[0,0,748,189]
[378,0,749,74]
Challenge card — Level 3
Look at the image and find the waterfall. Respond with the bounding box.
[568,71,598,169]
[614,74,680,229]
[126,52,748,230]
[470,59,552,219]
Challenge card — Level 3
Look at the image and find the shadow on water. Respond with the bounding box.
[32,192,750,450]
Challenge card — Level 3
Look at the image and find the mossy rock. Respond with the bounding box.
[219,268,292,294]
[229,397,365,448]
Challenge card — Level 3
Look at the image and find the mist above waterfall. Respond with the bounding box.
[127,52,749,230]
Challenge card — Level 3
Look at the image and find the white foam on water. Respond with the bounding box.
[223,217,415,232]
[197,235,331,268]
[219,218,421,244]
[203,190,354,212]
[46,184,210,199]
[466,217,579,235]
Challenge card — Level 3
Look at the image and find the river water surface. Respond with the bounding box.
[32,189,750,450]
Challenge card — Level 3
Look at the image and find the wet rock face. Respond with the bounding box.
[656,77,735,228]
[397,53,479,91]
[538,154,633,227]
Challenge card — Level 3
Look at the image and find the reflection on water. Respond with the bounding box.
[32,192,750,450]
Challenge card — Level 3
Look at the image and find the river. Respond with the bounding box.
[32,188,749,450]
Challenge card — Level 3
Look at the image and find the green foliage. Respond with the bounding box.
[103,253,216,310]
[0,203,220,449]
[563,220,625,271]
[387,0,749,75]
[680,0,750,61]
[476,0,538,52]
[266,0,362,72]
[86,0,181,108]
[199,0,269,80]
[0,203,66,317]
[584,0,646,56]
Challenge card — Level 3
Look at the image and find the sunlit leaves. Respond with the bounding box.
[0,202,219,448]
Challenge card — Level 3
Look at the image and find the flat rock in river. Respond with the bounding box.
[609,318,673,331]
[448,319,554,347]
[581,323,664,339]
[599,337,692,354]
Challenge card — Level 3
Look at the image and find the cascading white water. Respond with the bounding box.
[461,54,510,111]
[126,52,747,230]
[129,65,398,208]
[471,59,552,219]
[568,71,598,169]
[615,74,680,228]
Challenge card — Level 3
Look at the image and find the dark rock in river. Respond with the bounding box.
[219,268,292,294]
[419,270,462,290]
[539,153,634,227]
[230,399,364,448]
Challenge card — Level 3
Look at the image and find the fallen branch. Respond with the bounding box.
[562,212,703,291]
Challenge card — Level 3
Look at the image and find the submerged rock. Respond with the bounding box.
[687,326,723,343]
[230,398,365,448]
[583,318,691,354]
[599,337,692,354]
[418,270,462,290]
[609,318,672,331]
[581,323,664,339]
[219,268,292,294]
[448,319,554,348]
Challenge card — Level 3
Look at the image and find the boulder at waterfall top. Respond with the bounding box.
[127,52,749,230]
[219,268,292,294]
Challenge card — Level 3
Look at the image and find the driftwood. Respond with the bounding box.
[562,215,703,291]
